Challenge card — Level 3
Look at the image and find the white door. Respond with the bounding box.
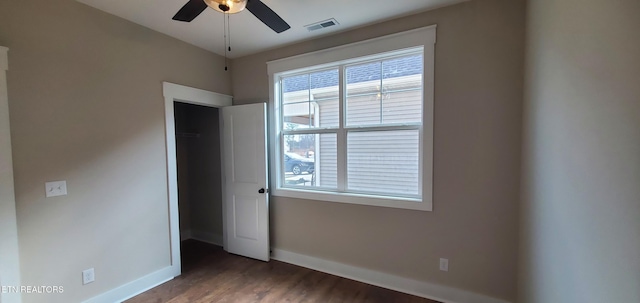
[222,103,269,261]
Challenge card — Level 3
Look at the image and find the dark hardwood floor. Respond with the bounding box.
[126,240,440,303]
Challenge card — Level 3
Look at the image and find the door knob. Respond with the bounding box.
[258,188,265,194]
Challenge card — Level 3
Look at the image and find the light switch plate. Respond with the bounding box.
[45,181,67,197]
[82,268,95,285]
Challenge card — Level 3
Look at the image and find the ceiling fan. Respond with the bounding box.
[172,0,291,33]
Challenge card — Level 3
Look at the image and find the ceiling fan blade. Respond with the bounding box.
[246,0,291,33]
[172,0,208,22]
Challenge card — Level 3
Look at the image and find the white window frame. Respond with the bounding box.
[267,25,435,211]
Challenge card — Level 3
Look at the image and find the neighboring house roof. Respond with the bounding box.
[282,55,423,93]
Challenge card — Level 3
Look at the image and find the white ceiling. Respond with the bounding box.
[77,0,465,58]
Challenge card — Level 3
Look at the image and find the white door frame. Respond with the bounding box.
[162,82,232,276]
[0,46,22,303]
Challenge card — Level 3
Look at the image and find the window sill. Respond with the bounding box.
[271,187,432,211]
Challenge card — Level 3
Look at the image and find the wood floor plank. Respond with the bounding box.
[126,240,440,303]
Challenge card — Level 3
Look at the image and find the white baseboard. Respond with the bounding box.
[82,266,175,303]
[271,249,511,303]
[181,229,223,247]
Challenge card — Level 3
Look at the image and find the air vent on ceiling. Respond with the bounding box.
[305,18,339,32]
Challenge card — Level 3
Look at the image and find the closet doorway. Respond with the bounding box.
[174,102,224,271]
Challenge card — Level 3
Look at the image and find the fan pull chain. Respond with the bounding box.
[227,13,231,53]
[223,12,228,71]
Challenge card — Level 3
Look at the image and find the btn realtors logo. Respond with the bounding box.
[1,285,64,294]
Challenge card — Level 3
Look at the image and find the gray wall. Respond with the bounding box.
[231,0,525,301]
[519,0,640,302]
[0,0,230,302]
[175,103,223,240]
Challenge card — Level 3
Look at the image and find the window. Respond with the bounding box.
[268,26,435,211]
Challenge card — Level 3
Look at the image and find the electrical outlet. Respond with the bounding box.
[439,258,449,272]
[82,268,95,285]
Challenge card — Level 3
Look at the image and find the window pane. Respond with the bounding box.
[282,74,309,94]
[382,55,423,124]
[282,70,339,129]
[316,98,339,128]
[347,130,420,196]
[282,74,311,128]
[346,62,382,126]
[346,62,381,85]
[283,103,313,128]
[382,55,423,81]
[310,69,339,128]
[283,133,337,189]
[317,133,337,188]
[381,88,422,124]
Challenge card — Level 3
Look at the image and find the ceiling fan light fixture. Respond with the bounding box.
[203,0,247,14]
